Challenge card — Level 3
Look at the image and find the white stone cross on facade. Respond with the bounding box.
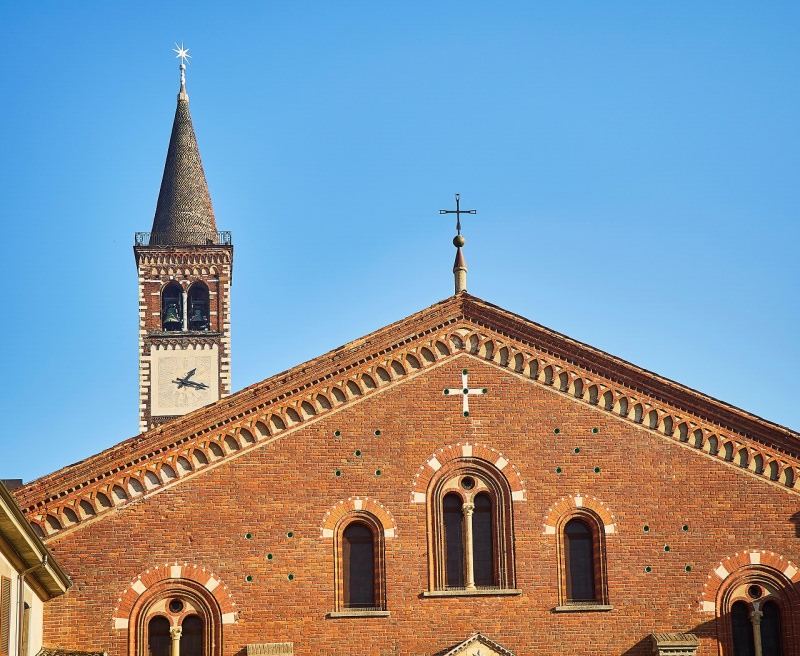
[443,368,487,417]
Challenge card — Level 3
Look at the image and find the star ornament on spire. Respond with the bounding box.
[173,42,191,66]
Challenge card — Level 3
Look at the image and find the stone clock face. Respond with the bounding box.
[151,349,219,416]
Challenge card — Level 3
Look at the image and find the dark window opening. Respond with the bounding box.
[187,283,210,331]
[731,601,756,656]
[443,493,464,588]
[473,493,495,586]
[161,283,183,331]
[761,601,783,656]
[564,518,596,601]
[148,616,171,656]
[180,615,204,656]
[342,522,375,608]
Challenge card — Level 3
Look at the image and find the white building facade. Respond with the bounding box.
[0,482,70,656]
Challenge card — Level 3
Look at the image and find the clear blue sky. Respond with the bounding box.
[1,2,797,482]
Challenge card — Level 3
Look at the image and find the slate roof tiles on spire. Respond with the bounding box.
[149,69,218,246]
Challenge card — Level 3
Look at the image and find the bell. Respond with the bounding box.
[189,306,208,330]
[163,303,182,330]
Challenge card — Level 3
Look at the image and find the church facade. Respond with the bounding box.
[10,64,800,656]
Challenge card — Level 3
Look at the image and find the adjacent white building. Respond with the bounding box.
[0,481,70,656]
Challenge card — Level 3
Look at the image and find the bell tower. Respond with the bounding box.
[134,50,232,432]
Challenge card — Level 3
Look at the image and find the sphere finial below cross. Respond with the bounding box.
[439,194,476,295]
[173,42,191,96]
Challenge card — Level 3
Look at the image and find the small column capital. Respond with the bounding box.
[170,625,183,656]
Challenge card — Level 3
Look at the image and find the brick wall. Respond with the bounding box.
[38,356,800,655]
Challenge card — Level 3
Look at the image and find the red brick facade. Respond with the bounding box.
[13,295,800,655]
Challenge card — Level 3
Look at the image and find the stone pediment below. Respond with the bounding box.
[439,633,516,656]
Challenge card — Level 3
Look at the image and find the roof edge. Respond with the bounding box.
[14,293,799,514]
[460,295,799,450]
[0,482,71,598]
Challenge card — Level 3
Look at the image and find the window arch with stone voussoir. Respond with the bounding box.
[427,458,516,592]
[333,511,387,613]
[129,578,222,656]
[556,509,609,608]
[716,564,800,656]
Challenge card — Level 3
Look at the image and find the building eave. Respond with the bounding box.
[0,482,71,599]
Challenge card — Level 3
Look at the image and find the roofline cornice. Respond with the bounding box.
[13,294,799,538]
[460,295,799,453]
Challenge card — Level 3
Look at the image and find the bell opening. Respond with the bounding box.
[161,282,183,332]
[188,282,210,331]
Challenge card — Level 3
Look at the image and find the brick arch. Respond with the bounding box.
[542,494,616,535]
[410,443,526,503]
[112,562,238,629]
[699,550,800,612]
[320,497,397,538]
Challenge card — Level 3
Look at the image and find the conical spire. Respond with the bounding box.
[150,58,217,246]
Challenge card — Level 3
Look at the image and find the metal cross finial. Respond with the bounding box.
[439,193,476,236]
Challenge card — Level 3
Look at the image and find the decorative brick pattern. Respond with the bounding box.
[15,295,800,540]
[699,550,800,612]
[112,562,237,626]
[320,497,398,538]
[410,443,526,503]
[542,494,616,534]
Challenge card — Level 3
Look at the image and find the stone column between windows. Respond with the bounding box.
[462,502,476,590]
[182,289,189,331]
[170,625,183,656]
[750,608,763,656]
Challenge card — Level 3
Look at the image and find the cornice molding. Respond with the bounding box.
[15,295,800,539]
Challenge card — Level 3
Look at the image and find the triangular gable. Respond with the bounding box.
[438,633,516,656]
[14,293,800,539]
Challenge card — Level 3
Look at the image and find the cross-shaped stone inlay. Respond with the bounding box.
[443,369,487,417]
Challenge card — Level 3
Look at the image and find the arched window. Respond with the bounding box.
[716,565,799,656]
[556,510,608,607]
[473,493,494,587]
[148,616,171,656]
[343,522,375,608]
[731,601,755,656]
[333,513,386,613]
[564,519,596,602]
[443,493,465,588]
[180,615,204,656]
[761,601,783,656]
[129,580,222,656]
[161,282,183,331]
[187,282,210,331]
[428,460,515,592]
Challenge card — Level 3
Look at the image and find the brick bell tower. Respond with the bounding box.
[134,52,232,432]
